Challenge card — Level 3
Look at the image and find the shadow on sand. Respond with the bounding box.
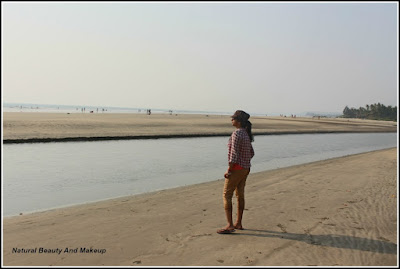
[233,229,397,254]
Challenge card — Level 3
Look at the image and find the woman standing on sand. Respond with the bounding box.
[218,110,255,234]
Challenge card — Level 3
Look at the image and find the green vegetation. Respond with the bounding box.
[342,103,397,122]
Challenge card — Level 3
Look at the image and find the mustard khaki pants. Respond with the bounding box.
[223,169,250,211]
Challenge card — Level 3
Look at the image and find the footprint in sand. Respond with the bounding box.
[277,223,287,233]
[190,233,212,238]
[244,256,254,264]
[378,236,390,242]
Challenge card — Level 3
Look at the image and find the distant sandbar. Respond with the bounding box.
[3,112,397,143]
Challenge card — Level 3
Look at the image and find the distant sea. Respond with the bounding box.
[2,102,237,116]
[2,102,341,117]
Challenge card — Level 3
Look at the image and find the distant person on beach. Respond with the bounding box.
[218,110,255,234]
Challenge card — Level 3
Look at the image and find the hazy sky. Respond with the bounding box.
[2,2,398,115]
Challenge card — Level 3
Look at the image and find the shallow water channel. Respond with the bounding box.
[3,132,397,216]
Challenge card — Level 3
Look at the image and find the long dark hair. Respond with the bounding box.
[239,119,254,142]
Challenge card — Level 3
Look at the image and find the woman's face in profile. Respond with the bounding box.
[231,118,241,128]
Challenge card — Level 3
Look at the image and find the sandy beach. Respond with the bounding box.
[3,112,397,143]
[2,112,398,266]
[3,147,397,266]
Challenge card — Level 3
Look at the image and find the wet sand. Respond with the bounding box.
[3,148,397,266]
[3,112,397,143]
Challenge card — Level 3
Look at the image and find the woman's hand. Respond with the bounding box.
[225,164,234,178]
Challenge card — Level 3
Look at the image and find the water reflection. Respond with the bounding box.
[3,133,397,216]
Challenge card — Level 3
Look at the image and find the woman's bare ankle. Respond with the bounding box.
[234,223,243,229]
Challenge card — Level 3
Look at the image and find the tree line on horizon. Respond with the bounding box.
[342,103,397,122]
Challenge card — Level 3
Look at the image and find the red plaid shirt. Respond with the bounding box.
[228,128,254,169]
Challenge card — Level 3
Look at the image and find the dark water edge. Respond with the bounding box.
[3,132,397,216]
[3,130,396,144]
